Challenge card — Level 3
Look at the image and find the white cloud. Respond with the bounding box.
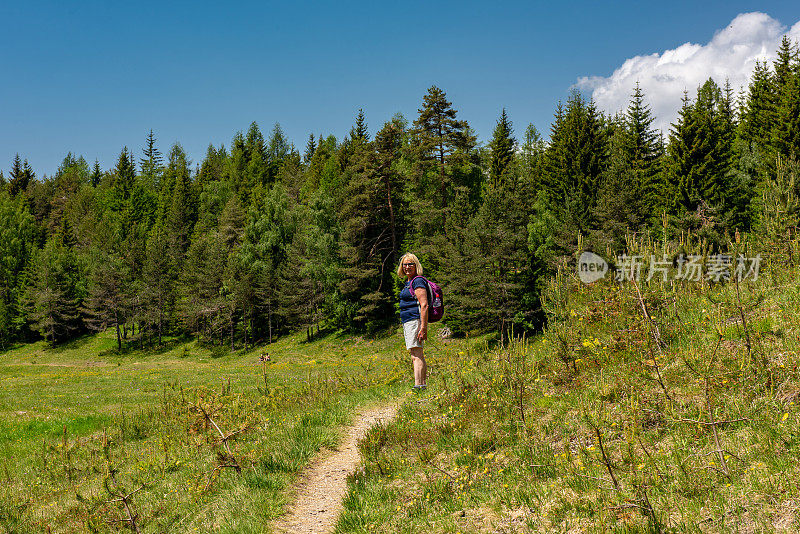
[576,12,800,135]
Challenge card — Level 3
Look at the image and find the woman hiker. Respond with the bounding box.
[397,253,428,391]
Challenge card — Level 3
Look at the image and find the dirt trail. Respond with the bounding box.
[271,400,402,534]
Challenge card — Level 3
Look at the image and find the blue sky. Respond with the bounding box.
[1,1,798,177]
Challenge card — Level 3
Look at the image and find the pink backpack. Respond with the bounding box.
[410,276,444,323]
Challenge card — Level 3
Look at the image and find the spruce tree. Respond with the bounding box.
[624,83,665,219]
[239,123,266,194]
[773,36,796,96]
[84,252,128,350]
[165,155,193,265]
[304,133,317,163]
[594,117,647,248]
[22,235,85,346]
[543,90,608,237]
[111,147,136,206]
[140,130,163,188]
[179,230,228,342]
[143,221,172,345]
[196,144,221,190]
[666,80,737,232]
[267,123,290,176]
[0,191,37,346]
[518,124,546,203]
[488,108,516,188]
[338,119,406,331]
[90,159,102,187]
[8,154,30,196]
[739,61,775,149]
[440,170,531,336]
[350,109,369,142]
[228,131,250,202]
[772,38,800,158]
[240,183,298,342]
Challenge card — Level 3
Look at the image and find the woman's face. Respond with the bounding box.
[402,259,417,277]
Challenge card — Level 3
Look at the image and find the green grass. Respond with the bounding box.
[336,263,800,533]
[0,325,465,533]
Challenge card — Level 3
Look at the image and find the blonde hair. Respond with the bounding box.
[396,253,423,278]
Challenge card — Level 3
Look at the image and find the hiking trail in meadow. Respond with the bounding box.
[271,400,402,534]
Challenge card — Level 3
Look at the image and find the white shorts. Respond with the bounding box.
[403,319,424,350]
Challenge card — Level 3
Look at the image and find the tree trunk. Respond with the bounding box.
[115,316,122,351]
[230,311,235,351]
[385,175,397,258]
[268,297,273,344]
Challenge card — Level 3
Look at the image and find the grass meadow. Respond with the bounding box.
[0,325,464,533]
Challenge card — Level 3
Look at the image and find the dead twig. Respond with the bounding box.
[631,278,674,403]
[593,426,620,491]
[104,471,144,534]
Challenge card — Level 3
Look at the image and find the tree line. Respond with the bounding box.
[1,36,799,349]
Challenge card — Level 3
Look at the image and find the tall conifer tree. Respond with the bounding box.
[488,108,516,188]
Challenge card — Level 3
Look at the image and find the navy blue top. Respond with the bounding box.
[399,277,428,323]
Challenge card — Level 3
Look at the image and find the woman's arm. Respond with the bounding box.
[414,286,429,341]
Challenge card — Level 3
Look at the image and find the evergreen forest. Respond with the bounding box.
[2,36,800,350]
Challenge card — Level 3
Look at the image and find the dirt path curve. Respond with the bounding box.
[272,400,402,534]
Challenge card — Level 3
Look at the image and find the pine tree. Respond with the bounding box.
[411,86,476,206]
[489,108,516,188]
[408,86,479,258]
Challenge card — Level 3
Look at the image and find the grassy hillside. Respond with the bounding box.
[338,250,800,532]
[0,326,472,533]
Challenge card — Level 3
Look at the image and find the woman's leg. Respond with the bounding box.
[410,347,427,386]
